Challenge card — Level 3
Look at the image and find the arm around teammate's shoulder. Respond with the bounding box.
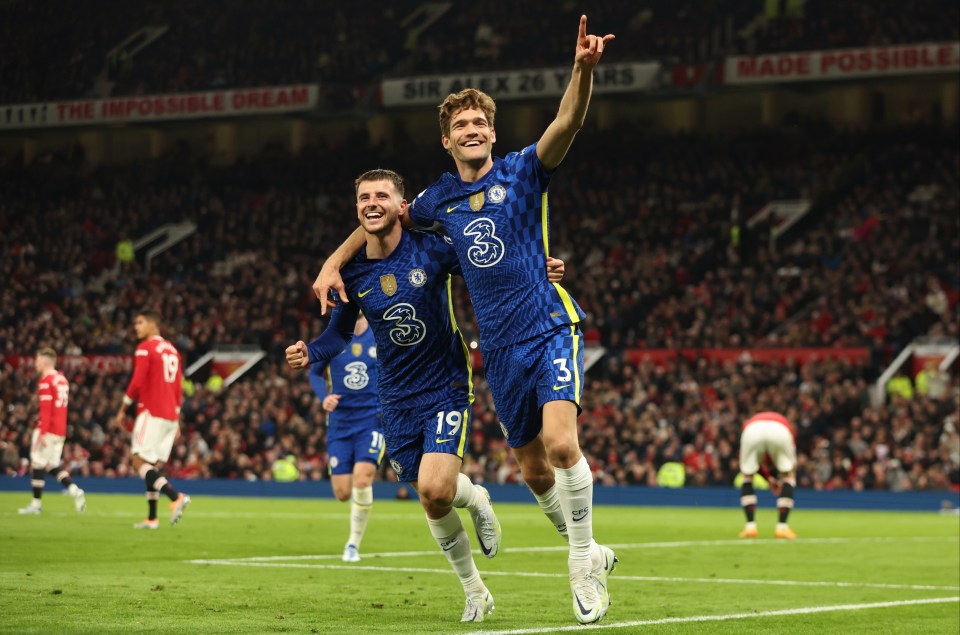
[313,227,366,314]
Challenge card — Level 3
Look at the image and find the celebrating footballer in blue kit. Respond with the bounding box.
[287,169,505,623]
[314,16,618,625]
[310,230,475,474]
[408,137,587,449]
[308,312,384,563]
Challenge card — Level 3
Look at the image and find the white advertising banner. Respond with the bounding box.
[724,42,959,85]
[381,62,661,107]
[0,84,319,130]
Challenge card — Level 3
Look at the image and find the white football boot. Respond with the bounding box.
[468,485,502,558]
[461,589,495,623]
[342,544,361,562]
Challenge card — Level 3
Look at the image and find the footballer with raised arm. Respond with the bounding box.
[313,15,617,624]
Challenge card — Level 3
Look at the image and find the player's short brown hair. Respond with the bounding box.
[438,88,496,139]
[354,169,405,198]
[136,308,163,327]
[37,347,57,361]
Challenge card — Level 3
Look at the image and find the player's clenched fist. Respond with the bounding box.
[546,256,565,282]
[322,394,341,412]
[286,341,309,369]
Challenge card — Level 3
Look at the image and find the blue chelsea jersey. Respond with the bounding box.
[308,325,380,420]
[409,142,585,351]
[307,230,473,409]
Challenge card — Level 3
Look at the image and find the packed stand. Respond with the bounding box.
[1,125,957,490]
[548,123,959,359]
[3,1,958,106]
[106,0,408,108]
[566,354,959,492]
[403,0,959,76]
[3,349,956,492]
[0,0,144,104]
[744,0,959,56]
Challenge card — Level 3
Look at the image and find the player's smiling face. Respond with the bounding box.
[442,107,496,166]
[356,179,406,236]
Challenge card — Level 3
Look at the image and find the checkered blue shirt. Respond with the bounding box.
[410,142,585,351]
[307,230,473,409]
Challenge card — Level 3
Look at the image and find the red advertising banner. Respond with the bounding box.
[624,348,870,368]
[5,355,133,373]
[724,42,959,85]
[0,84,319,130]
[671,63,708,87]
[468,348,869,370]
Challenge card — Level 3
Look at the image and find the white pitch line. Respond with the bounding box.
[605,575,959,592]
[187,535,956,563]
[438,597,960,635]
[185,559,960,592]
[0,510,421,521]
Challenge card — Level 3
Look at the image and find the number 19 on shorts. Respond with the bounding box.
[435,410,464,442]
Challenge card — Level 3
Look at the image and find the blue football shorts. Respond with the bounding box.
[326,410,384,476]
[380,396,472,483]
[483,323,584,449]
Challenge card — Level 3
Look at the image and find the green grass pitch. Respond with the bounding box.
[1,491,957,634]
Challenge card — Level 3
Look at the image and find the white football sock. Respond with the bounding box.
[451,473,482,511]
[427,509,485,596]
[554,455,594,568]
[532,485,569,542]
[348,486,373,548]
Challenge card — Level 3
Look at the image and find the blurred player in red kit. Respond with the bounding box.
[113,309,190,528]
[738,411,798,539]
[18,347,86,514]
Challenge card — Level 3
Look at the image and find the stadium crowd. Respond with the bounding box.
[2,349,957,492]
[2,0,957,105]
[553,123,959,358]
[1,122,957,491]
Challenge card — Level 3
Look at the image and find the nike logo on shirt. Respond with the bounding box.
[446,205,459,213]
[358,289,373,298]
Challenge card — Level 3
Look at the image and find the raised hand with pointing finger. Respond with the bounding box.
[575,14,615,69]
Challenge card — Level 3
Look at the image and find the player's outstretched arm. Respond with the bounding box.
[313,227,366,314]
[537,15,615,171]
[546,256,565,282]
[297,304,359,370]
